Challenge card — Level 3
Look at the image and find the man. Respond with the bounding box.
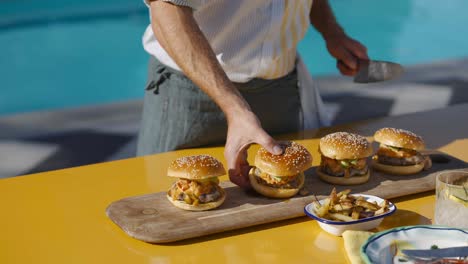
[137,0,368,187]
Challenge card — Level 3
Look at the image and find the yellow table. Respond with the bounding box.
[1,104,467,264]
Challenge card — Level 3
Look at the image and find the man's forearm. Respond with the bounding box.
[309,0,344,39]
[150,2,250,121]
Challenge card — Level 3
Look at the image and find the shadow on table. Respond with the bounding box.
[378,209,432,230]
[162,216,310,246]
[10,130,133,176]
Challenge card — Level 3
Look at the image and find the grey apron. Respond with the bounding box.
[136,56,303,156]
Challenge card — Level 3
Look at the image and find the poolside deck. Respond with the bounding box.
[1,58,468,179]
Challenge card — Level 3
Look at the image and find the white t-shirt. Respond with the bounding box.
[142,0,313,83]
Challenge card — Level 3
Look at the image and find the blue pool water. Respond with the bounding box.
[298,0,468,76]
[1,0,468,116]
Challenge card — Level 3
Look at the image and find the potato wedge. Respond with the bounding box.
[312,190,391,222]
[337,189,351,198]
[329,188,339,206]
[375,200,390,215]
[331,201,354,212]
[351,206,363,220]
[329,213,354,222]
[316,198,331,218]
[355,199,380,211]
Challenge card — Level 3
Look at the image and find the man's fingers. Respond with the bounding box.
[335,46,358,71]
[224,114,281,188]
[337,60,356,76]
[346,38,369,60]
[228,169,250,187]
[328,35,369,74]
[229,156,251,188]
[224,144,237,173]
[336,38,368,76]
[225,142,252,188]
[257,131,283,155]
[239,147,252,174]
[228,168,250,187]
[237,148,252,188]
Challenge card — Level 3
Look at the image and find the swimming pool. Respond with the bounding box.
[1,0,468,116]
[299,0,468,76]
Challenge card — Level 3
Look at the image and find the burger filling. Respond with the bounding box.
[375,144,425,166]
[168,177,222,206]
[253,167,302,189]
[319,155,368,178]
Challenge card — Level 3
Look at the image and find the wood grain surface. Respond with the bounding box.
[106,154,467,243]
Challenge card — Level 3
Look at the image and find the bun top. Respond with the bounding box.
[255,141,312,176]
[167,155,226,179]
[319,132,373,160]
[374,127,425,150]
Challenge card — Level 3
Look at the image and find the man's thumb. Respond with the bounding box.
[259,133,283,155]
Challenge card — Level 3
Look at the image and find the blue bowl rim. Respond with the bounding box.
[360,225,468,264]
[303,194,397,225]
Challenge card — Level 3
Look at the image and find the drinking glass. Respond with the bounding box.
[434,170,468,228]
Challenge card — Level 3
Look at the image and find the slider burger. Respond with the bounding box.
[167,155,226,211]
[372,127,431,175]
[249,141,312,198]
[317,132,373,185]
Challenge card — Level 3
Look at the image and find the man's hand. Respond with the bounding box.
[309,0,369,76]
[325,32,369,76]
[224,110,283,188]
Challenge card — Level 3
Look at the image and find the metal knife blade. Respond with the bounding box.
[402,246,468,259]
[354,59,404,83]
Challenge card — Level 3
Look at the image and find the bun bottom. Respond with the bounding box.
[166,188,226,211]
[372,159,424,175]
[316,168,370,185]
[248,168,304,198]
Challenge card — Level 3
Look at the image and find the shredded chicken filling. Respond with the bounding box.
[254,168,302,189]
[376,145,425,166]
[168,178,222,205]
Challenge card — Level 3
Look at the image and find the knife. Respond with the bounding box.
[353,59,404,83]
[402,246,468,259]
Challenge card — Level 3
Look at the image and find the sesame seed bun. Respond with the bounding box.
[254,141,312,177]
[319,132,373,160]
[167,155,226,180]
[371,158,425,175]
[374,127,425,151]
[166,188,226,211]
[316,168,370,185]
[248,168,305,198]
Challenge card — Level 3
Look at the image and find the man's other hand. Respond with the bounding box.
[325,32,369,76]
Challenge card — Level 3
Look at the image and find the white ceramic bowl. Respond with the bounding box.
[304,194,396,236]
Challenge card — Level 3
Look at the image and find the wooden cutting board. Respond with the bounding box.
[106,154,467,243]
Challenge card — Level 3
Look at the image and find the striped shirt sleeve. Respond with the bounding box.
[143,0,203,9]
